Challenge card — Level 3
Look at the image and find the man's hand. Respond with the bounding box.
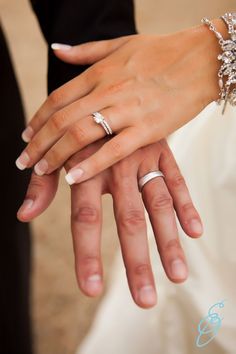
[17,139,202,308]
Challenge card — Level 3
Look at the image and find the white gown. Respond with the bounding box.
[77,103,236,354]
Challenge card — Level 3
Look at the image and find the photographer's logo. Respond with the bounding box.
[196,300,225,348]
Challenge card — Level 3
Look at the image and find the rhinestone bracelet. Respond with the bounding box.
[201,13,236,114]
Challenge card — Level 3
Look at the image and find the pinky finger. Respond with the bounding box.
[65,127,143,185]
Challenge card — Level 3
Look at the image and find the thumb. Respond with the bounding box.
[17,170,60,222]
[51,35,134,65]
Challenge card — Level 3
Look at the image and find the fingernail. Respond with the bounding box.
[171,259,188,280]
[190,219,203,235]
[85,274,102,293]
[65,168,84,185]
[34,159,48,176]
[138,285,156,306]
[18,199,34,215]
[15,151,30,170]
[51,43,72,51]
[21,126,34,143]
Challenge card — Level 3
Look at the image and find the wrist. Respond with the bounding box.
[200,18,230,103]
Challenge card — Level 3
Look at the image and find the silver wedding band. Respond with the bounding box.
[92,111,113,135]
[138,171,165,192]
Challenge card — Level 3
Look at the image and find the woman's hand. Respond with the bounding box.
[16,20,226,183]
[17,139,203,308]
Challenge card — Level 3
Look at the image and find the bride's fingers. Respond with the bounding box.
[21,68,100,143]
[22,34,134,143]
[140,172,188,283]
[111,163,157,309]
[70,177,103,297]
[33,108,126,176]
[16,91,110,171]
[52,35,135,65]
[65,127,143,185]
[159,141,203,238]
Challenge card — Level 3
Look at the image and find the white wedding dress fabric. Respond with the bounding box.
[77,103,236,354]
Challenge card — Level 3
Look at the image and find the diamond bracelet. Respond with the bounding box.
[201,13,236,114]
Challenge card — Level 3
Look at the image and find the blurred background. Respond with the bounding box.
[0,0,234,353]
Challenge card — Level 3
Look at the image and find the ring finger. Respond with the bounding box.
[35,106,128,176]
[139,152,188,283]
[16,104,125,175]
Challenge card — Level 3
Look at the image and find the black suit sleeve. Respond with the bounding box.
[30,0,137,93]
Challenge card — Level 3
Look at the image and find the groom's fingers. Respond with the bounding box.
[17,171,59,221]
[141,177,188,283]
[70,178,103,297]
[138,145,188,284]
[159,141,203,238]
[111,161,157,309]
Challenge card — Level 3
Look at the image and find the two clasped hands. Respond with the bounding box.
[16,21,224,308]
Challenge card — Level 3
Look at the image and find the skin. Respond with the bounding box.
[17,139,203,309]
[16,17,228,308]
[15,19,228,184]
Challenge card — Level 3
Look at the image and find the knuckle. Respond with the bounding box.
[81,255,100,267]
[30,175,46,189]
[134,263,151,277]
[181,202,195,213]
[50,110,69,131]
[112,174,132,191]
[104,79,134,96]
[28,138,42,154]
[107,141,124,160]
[46,147,60,164]
[69,124,87,144]
[72,206,100,224]
[151,194,173,211]
[48,89,64,108]
[120,209,145,231]
[133,94,143,108]
[168,174,186,189]
[50,114,64,131]
[26,176,45,198]
[162,238,181,253]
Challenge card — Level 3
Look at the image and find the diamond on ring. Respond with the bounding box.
[92,112,113,135]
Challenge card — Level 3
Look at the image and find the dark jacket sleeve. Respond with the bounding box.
[30,0,137,93]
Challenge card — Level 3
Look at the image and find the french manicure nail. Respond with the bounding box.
[51,43,72,51]
[65,168,84,185]
[15,151,30,170]
[85,274,102,293]
[138,285,156,306]
[171,259,188,280]
[34,159,48,176]
[18,199,34,215]
[21,126,34,142]
[190,219,203,235]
